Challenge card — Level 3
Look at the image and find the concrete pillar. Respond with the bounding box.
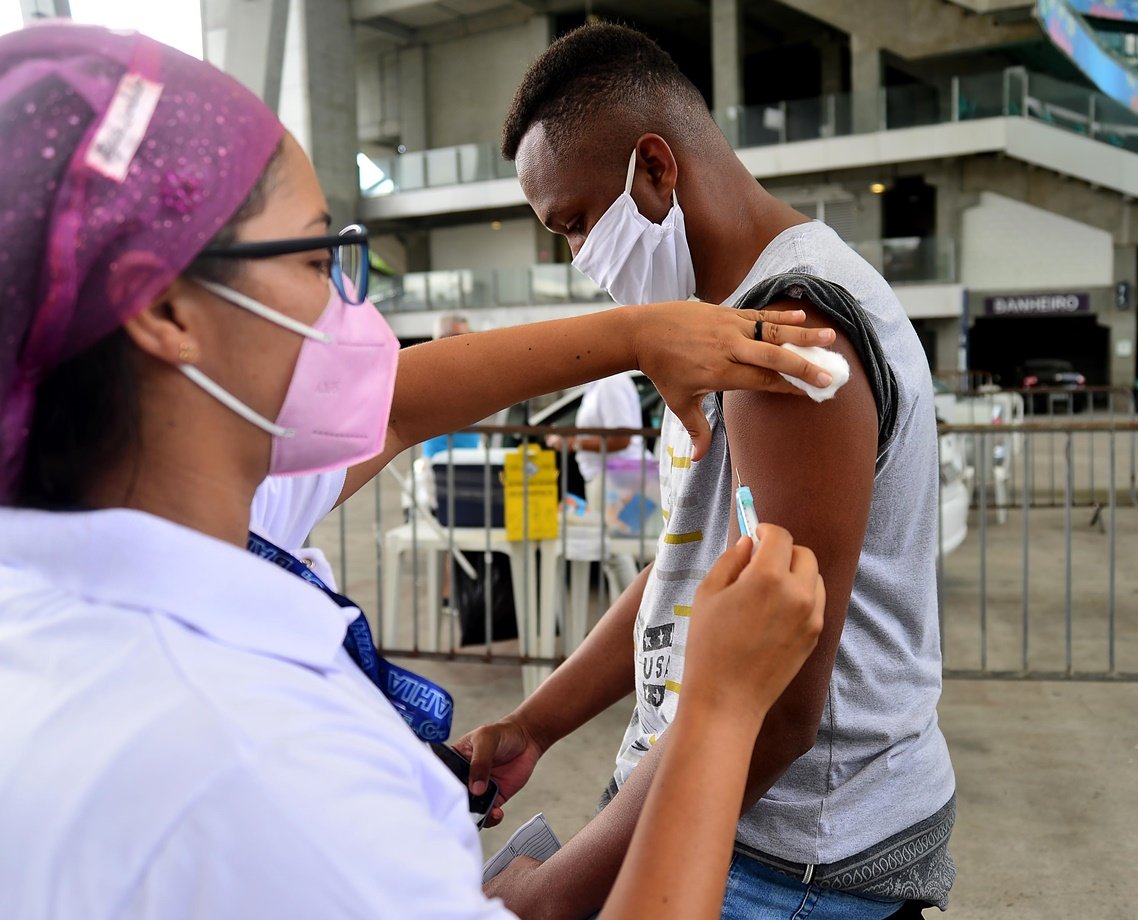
[854,189,882,252]
[275,0,310,153]
[19,0,70,24]
[933,319,960,376]
[403,229,431,273]
[930,163,964,282]
[1110,245,1138,389]
[302,0,359,229]
[222,0,290,112]
[201,0,229,68]
[398,44,429,151]
[710,0,743,113]
[850,34,882,134]
[203,0,358,225]
[818,37,842,97]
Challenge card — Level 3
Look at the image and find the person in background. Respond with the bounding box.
[546,371,646,593]
[0,23,837,919]
[434,311,472,338]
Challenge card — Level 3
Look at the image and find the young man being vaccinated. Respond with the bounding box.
[458,23,956,920]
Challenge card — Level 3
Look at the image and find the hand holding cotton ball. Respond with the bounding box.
[778,343,851,402]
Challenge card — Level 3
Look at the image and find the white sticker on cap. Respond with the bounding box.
[84,73,164,183]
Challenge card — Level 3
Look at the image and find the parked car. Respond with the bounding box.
[514,373,970,556]
[1020,358,1087,413]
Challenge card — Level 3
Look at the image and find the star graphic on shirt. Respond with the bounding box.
[642,624,673,653]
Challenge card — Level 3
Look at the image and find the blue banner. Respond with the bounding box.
[1037,0,1138,112]
[247,532,454,742]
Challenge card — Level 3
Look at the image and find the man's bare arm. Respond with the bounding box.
[508,565,647,752]
[493,301,879,919]
[454,565,649,827]
[724,301,878,807]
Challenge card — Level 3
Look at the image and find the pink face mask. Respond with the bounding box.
[180,280,399,476]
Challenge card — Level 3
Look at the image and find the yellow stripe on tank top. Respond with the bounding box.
[663,530,703,545]
[665,445,691,469]
[672,605,692,617]
[664,680,682,695]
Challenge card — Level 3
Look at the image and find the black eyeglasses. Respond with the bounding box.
[198,223,370,305]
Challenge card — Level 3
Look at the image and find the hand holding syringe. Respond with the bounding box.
[735,468,761,550]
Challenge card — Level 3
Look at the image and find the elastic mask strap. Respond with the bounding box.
[624,149,637,194]
[196,279,332,344]
[625,149,681,209]
[179,364,294,438]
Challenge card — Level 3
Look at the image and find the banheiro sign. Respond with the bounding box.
[983,293,1090,316]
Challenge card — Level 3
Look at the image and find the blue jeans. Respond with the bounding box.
[721,855,904,920]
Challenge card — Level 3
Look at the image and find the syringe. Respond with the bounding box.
[735,467,761,548]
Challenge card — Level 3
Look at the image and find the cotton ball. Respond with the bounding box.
[778,343,851,403]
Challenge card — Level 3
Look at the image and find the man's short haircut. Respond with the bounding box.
[501,22,711,161]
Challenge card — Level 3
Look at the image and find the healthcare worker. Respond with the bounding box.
[0,23,831,919]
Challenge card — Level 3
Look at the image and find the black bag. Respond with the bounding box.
[452,551,519,646]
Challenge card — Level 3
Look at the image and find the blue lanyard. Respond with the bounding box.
[247,532,454,743]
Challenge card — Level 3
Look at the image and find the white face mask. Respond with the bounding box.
[572,149,697,306]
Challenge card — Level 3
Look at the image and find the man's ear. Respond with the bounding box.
[632,133,679,219]
[119,271,204,368]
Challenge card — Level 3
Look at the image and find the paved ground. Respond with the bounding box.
[308,434,1138,918]
[397,661,1138,920]
[939,506,1138,675]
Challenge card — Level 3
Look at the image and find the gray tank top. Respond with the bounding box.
[612,222,955,892]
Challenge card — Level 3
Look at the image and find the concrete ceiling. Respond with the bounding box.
[352,0,840,56]
[354,0,1040,60]
[768,0,1040,59]
[353,0,716,45]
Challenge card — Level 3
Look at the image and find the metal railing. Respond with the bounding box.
[938,418,1138,681]
[718,68,1138,153]
[365,142,518,196]
[361,67,1138,201]
[941,387,1137,516]
[848,236,957,285]
[311,417,1137,688]
[367,237,957,313]
[934,370,997,392]
[311,425,660,696]
[369,264,610,313]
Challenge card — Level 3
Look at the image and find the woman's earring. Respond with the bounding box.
[177,342,196,363]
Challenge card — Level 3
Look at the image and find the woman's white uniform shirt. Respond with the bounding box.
[0,479,515,919]
[250,468,346,586]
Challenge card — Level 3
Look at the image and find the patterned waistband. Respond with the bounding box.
[596,775,620,815]
[733,794,957,910]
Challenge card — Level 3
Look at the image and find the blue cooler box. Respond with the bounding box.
[431,448,509,529]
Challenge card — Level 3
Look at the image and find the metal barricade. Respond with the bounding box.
[312,416,1137,689]
[939,386,1137,522]
[938,418,1138,681]
[310,425,659,696]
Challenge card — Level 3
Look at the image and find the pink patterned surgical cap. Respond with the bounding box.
[0,23,284,497]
